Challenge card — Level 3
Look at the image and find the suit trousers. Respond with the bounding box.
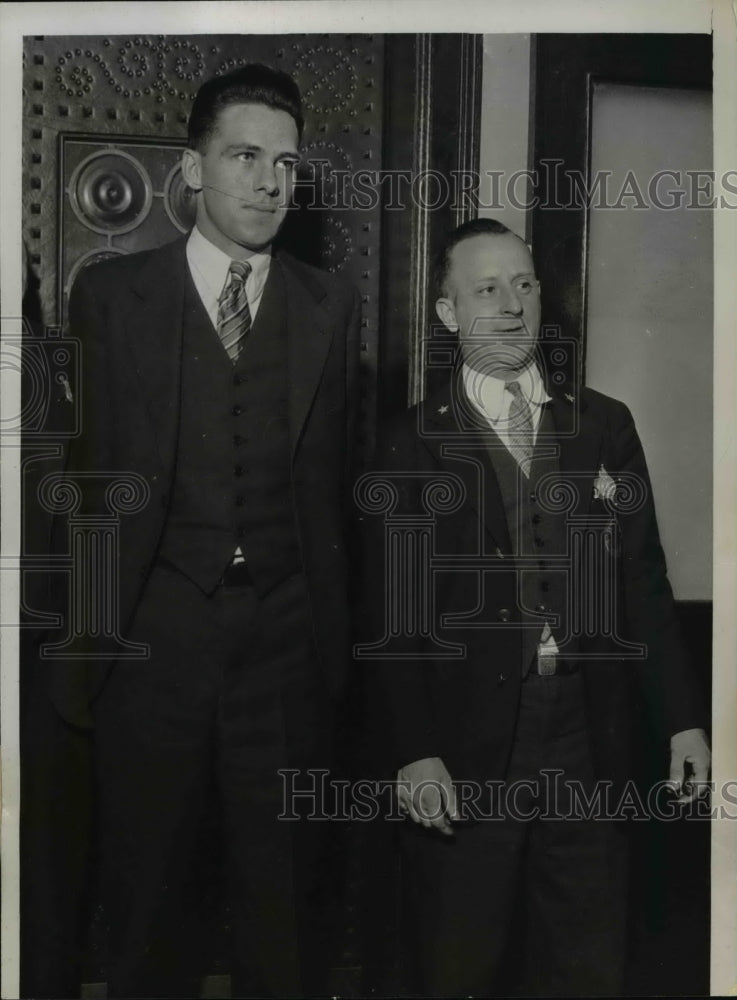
[20,634,93,999]
[93,562,334,998]
[400,670,628,997]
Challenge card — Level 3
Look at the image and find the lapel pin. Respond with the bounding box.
[438,404,449,415]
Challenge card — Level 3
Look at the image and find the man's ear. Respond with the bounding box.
[435,297,458,333]
[181,147,203,192]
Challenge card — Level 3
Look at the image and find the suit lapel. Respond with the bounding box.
[278,254,334,458]
[421,377,604,546]
[125,238,187,471]
[123,242,336,470]
[420,379,511,553]
[548,387,601,518]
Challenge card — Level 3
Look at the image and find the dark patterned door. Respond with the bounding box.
[24,33,384,459]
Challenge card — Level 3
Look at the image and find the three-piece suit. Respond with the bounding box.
[46,234,360,996]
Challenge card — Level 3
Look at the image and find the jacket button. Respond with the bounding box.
[535,603,546,613]
[234,465,244,477]
[232,405,243,416]
[498,608,511,622]
[532,514,541,525]
[534,537,545,548]
[498,672,507,684]
[235,496,246,507]
[234,434,246,446]
[233,373,248,385]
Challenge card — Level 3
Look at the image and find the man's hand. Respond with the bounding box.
[396,757,459,836]
[668,727,711,804]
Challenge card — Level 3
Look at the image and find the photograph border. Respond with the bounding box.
[1,2,734,997]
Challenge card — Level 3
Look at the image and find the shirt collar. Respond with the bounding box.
[186,225,272,297]
[462,360,551,423]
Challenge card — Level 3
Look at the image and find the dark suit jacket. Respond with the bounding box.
[47,235,361,727]
[362,375,704,789]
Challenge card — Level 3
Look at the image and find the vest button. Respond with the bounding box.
[534,537,545,548]
[235,495,246,507]
[535,603,546,613]
[529,493,537,502]
[234,464,244,477]
[233,373,248,385]
[498,608,511,622]
[232,405,243,416]
[498,672,507,685]
[532,514,541,525]
[539,580,550,593]
[233,434,246,446]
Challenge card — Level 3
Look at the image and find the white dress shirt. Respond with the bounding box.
[186,225,272,330]
[461,360,551,448]
[462,360,558,656]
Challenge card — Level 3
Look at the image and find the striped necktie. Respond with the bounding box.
[506,380,534,478]
[217,259,252,362]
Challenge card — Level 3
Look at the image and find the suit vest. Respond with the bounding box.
[485,404,574,674]
[158,261,301,596]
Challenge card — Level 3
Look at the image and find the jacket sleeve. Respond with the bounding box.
[43,266,118,728]
[357,419,442,772]
[65,268,118,484]
[605,399,706,738]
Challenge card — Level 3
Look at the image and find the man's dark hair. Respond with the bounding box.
[188,64,304,150]
[434,217,513,298]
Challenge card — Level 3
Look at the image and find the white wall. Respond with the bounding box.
[585,83,713,600]
[478,34,532,240]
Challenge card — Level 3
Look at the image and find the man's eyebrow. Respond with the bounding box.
[224,142,262,153]
[224,142,300,159]
[474,270,533,279]
[473,270,537,285]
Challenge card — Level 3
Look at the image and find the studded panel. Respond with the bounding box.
[23,33,383,458]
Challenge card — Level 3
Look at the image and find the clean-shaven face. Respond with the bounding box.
[436,232,542,378]
[182,102,300,255]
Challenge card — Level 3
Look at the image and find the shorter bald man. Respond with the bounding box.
[366,218,709,996]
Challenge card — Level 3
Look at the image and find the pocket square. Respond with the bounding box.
[593,465,617,501]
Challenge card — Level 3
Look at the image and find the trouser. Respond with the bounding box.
[93,563,335,998]
[20,643,93,999]
[400,671,628,997]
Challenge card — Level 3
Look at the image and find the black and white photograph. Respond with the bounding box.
[1,2,735,998]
